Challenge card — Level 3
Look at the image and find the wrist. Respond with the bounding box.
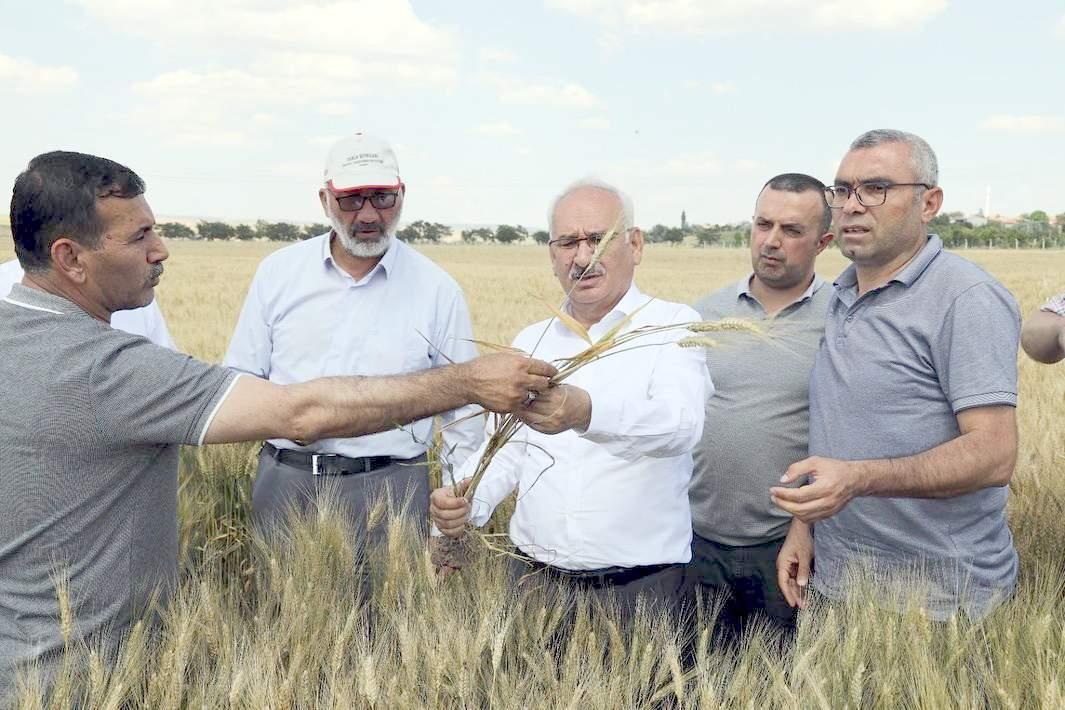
[846,459,873,498]
[453,361,478,405]
[568,386,592,432]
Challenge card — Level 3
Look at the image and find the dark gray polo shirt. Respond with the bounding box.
[691,275,831,546]
[808,236,1020,619]
[0,285,239,695]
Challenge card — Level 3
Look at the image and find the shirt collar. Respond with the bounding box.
[556,281,644,336]
[3,283,76,315]
[834,234,942,291]
[321,232,403,281]
[736,272,825,303]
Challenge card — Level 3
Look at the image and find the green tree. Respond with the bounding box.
[233,224,256,241]
[302,223,330,239]
[197,221,234,241]
[1027,210,1050,222]
[494,224,528,244]
[661,227,685,245]
[396,223,419,242]
[255,221,302,241]
[461,227,493,244]
[395,220,449,243]
[691,225,719,247]
[157,222,196,240]
[423,222,451,243]
[531,230,550,245]
[646,224,669,243]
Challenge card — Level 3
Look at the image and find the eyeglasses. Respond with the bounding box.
[332,191,400,212]
[548,229,630,251]
[825,181,932,208]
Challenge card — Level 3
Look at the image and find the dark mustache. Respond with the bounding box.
[149,264,164,280]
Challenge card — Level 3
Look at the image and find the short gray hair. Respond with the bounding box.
[849,129,938,186]
[547,177,635,239]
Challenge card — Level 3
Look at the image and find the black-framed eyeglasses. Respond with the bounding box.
[332,191,400,212]
[825,181,932,208]
[548,229,630,250]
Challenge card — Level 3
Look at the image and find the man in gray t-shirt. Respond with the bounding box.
[772,130,1020,620]
[690,173,834,637]
[0,151,556,699]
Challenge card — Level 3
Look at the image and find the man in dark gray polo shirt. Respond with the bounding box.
[772,130,1020,620]
[0,151,555,699]
[690,173,833,637]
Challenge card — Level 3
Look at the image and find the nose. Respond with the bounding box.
[573,238,597,263]
[842,189,865,215]
[765,226,784,249]
[354,201,381,222]
[150,232,169,262]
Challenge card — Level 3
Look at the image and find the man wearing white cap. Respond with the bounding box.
[0,259,176,348]
[224,133,484,538]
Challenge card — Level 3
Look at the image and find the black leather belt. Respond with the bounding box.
[263,442,396,476]
[522,555,672,586]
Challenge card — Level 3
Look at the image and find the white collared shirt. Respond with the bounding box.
[223,234,483,465]
[456,283,713,570]
[0,259,176,349]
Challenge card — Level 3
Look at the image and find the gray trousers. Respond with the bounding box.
[251,446,430,545]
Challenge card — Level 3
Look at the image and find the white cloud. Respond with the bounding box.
[982,114,1065,135]
[581,117,611,130]
[548,0,947,34]
[735,159,760,172]
[79,1,457,147]
[1057,13,1065,37]
[476,121,522,137]
[478,48,517,64]
[684,79,737,95]
[0,54,78,94]
[483,73,602,108]
[662,153,723,178]
[318,102,355,117]
[129,48,458,147]
[76,0,453,57]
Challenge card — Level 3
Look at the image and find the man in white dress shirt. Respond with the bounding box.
[429,179,712,616]
[0,259,176,348]
[224,132,484,538]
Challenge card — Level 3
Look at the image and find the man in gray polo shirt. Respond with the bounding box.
[689,173,833,637]
[772,130,1020,620]
[0,151,555,698]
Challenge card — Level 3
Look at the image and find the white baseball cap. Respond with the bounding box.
[323,132,402,193]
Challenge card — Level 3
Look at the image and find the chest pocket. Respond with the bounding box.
[355,330,433,377]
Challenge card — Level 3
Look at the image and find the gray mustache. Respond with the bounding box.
[150,264,164,280]
[571,265,605,280]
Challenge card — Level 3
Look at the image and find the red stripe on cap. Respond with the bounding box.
[327,179,404,194]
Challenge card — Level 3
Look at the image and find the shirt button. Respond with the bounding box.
[845,315,855,322]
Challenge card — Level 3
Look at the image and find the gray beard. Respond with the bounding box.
[336,229,393,258]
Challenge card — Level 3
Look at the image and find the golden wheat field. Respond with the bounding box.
[2,240,1065,708]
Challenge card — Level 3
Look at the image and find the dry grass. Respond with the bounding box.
[3,240,1064,707]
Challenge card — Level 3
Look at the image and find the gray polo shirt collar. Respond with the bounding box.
[834,234,943,299]
[736,272,826,311]
[4,283,87,318]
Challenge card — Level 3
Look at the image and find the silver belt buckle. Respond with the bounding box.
[312,454,322,476]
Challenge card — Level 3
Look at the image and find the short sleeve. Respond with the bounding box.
[90,334,240,446]
[932,281,1020,413]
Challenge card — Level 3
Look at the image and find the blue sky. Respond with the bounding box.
[1,0,1063,228]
